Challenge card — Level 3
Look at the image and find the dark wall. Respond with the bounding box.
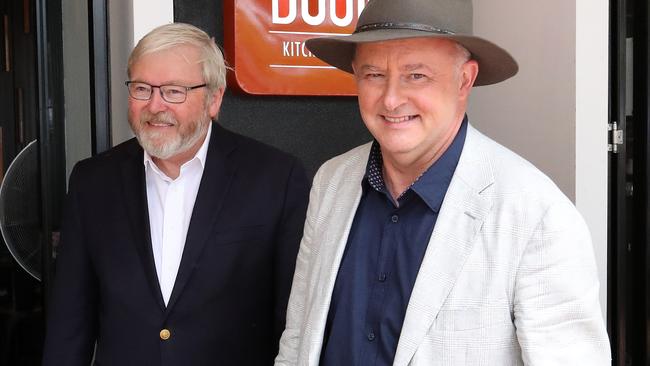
[174,0,371,178]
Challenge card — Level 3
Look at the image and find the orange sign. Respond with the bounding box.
[224,0,367,96]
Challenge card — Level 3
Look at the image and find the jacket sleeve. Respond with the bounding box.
[275,166,323,366]
[513,199,611,365]
[42,163,98,366]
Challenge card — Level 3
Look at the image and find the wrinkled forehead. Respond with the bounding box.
[140,44,202,64]
[129,46,206,84]
[129,43,203,76]
[352,38,463,68]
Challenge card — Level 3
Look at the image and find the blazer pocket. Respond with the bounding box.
[213,224,273,246]
[421,310,519,365]
[418,319,519,366]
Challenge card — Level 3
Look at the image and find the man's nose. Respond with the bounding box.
[381,77,407,112]
[146,87,168,113]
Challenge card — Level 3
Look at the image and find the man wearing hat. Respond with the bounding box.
[276,0,611,365]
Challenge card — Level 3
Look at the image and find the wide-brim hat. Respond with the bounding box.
[305,0,518,86]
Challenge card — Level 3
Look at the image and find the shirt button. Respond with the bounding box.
[367,331,376,341]
[160,328,171,340]
[378,273,387,282]
[391,214,399,223]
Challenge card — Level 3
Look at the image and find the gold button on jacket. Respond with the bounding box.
[160,329,171,340]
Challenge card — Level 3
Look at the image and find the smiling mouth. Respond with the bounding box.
[383,115,417,123]
[147,121,175,127]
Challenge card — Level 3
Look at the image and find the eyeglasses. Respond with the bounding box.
[125,81,207,104]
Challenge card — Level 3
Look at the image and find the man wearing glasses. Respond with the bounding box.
[43,23,309,365]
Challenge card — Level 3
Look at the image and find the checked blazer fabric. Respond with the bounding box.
[276,125,610,366]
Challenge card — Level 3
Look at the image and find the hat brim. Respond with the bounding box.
[306,29,518,86]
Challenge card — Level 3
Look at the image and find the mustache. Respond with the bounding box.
[140,111,177,126]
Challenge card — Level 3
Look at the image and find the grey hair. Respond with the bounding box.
[128,23,228,94]
[453,41,472,71]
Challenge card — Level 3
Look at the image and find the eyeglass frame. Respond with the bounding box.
[124,81,208,104]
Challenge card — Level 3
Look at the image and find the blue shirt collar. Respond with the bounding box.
[363,115,468,212]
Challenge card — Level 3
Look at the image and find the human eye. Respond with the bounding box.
[409,73,427,80]
[132,83,151,93]
[160,86,187,102]
[364,72,384,80]
[164,86,186,96]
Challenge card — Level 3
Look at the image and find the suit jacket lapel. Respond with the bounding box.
[119,140,166,310]
[165,123,237,312]
[393,127,495,366]
[303,144,370,364]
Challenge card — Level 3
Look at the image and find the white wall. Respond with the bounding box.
[470,1,576,199]
[575,0,609,320]
[132,1,175,47]
[108,0,134,146]
[109,0,174,146]
[470,0,608,317]
[62,0,92,179]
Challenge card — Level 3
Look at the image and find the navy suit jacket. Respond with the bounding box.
[42,123,310,365]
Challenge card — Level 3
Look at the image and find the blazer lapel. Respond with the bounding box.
[393,127,495,366]
[304,144,370,365]
[119,141,166,310]
[165,123,237,312]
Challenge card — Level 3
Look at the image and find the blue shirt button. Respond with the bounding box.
[367,331,376,341]
[391,214,399,223]
[378,272,387,282]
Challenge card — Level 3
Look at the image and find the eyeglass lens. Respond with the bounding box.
[127,82,189,103]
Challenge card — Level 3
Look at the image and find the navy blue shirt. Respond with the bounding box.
[320,118,468,366]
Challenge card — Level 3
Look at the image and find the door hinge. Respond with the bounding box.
[608,122,624,153]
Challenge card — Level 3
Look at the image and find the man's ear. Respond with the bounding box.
[459,59,479,98]
[207,87,225,119]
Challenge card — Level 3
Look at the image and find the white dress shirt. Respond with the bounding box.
[144,124,211,306]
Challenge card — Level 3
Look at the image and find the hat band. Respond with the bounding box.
[355,22,456,35]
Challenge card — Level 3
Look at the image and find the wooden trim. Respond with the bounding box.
[3,14,10,72]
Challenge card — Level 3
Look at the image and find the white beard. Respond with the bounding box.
[131,109,210,160]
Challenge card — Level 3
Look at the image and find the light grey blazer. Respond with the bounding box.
[276,125,611,366]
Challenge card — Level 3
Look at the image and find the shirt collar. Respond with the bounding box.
[363,115,468,212]
[143,122,212,179]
